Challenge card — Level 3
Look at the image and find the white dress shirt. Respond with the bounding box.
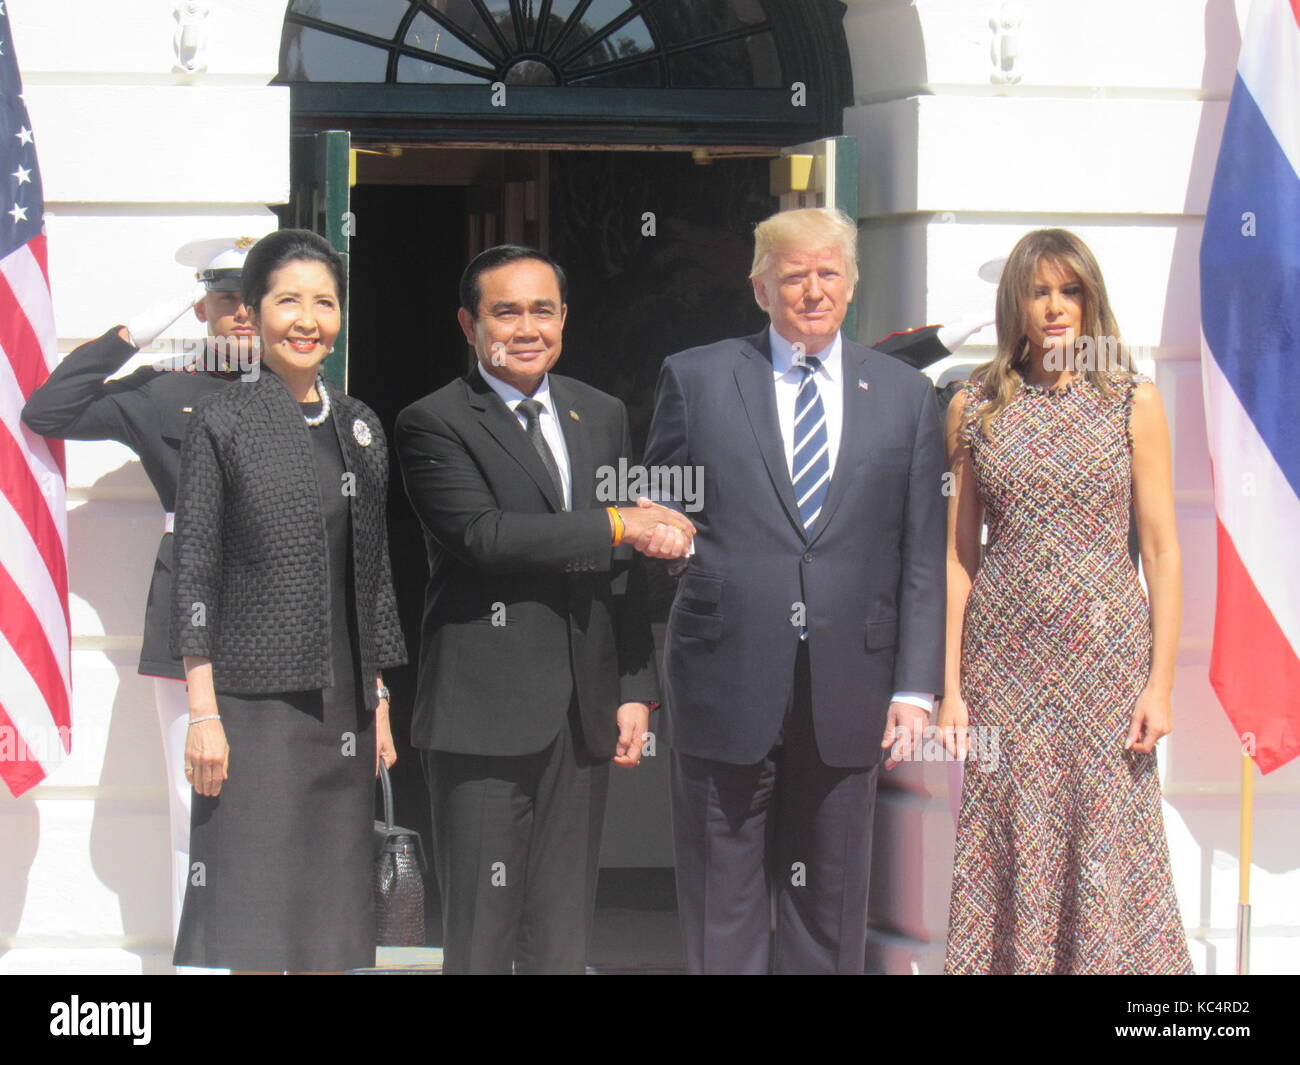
[769,325,845,482]
[477,360,573,510]
[767,326,934,717]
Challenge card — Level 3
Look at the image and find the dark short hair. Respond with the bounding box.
[459,245,567,316]
[241,229,347,315]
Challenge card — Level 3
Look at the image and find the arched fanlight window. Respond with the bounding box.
[280,0,785,89]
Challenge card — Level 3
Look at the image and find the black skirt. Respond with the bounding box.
[173,403,374,971]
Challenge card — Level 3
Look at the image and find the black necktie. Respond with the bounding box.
[515,397,565,508]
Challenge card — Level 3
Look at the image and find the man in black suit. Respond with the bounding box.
[643,207,946,974]
[395,246,694,974]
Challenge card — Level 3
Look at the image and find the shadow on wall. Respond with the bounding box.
[0,794,39,966]
[73,463,173,971]
[1,459,172,970]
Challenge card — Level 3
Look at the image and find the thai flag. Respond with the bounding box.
[1199,0,1300,774]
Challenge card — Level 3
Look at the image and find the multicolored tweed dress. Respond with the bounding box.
[944,371,1193,975]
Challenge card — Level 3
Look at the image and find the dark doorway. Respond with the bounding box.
[346,183,469,949]
[349,185,469,416]
[545,148,770,619]
[349,147,772,643]
[547,149,771,446]
[344,146,771,967]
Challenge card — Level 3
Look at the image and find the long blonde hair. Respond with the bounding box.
[971,228,1131,437]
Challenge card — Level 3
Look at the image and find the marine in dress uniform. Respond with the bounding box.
[873,318,992,371]
[20,237,260,965]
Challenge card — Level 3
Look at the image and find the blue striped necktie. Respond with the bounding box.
[791,354,830,531]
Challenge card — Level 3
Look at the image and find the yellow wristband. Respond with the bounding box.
[607,506,625,546]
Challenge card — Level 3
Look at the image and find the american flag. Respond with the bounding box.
[0,2,70,797]
[1199,0,1300,774]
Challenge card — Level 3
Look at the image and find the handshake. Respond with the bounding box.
[617,497,696,560]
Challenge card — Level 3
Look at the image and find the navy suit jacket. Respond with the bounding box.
[643,328,946,768]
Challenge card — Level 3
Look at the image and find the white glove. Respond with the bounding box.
[936,315,995,353]
[125,283,207,349]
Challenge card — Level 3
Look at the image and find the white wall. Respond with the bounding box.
[845,0,1299,974]
[0,0,290,974]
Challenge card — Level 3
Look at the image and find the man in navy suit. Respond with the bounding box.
[644,207,946,974]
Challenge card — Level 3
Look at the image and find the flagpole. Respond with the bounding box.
[1236,751,1253,975]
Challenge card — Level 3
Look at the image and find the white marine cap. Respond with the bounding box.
[176,236,258,292]
[978,257,1007,284]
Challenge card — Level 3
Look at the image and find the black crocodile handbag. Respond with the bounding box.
[373,761,426,947]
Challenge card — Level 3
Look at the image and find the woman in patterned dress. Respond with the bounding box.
[938,229,1193,974]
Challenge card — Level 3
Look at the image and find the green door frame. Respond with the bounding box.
[315,130,351,389]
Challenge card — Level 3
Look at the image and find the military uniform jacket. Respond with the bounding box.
[169,370,407,706]
[20,327,234,679]
[872,324,950,369]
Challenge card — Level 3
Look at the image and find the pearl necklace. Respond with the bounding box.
[303,374,331,426]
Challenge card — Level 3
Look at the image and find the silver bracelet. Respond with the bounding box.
[187,714,221,727]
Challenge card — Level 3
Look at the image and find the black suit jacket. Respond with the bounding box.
[20,327,235,679]
[643,329,946,768]
[395,369,659,760]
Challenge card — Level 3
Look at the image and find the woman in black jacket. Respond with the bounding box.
[169,229,406,973]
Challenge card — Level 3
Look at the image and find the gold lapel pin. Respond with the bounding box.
[569,409,580,421]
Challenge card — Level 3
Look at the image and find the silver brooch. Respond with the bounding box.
[352,418,372,446]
